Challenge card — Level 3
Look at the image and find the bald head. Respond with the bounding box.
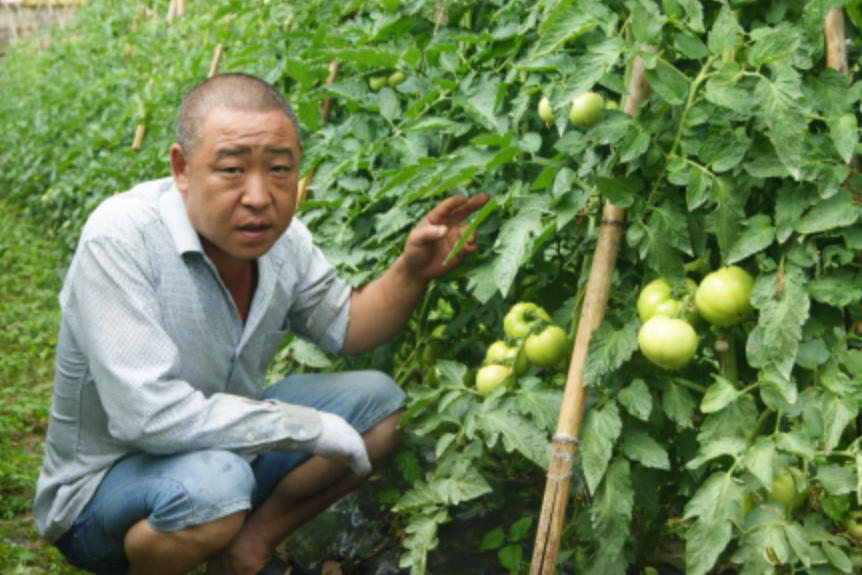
[176,73,300,156]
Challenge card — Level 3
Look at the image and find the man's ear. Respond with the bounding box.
[170,143,190,194]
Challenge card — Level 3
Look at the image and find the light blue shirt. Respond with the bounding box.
[34,177,352,542]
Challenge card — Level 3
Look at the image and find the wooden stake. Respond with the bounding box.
[207,43,224,78]
[166,0,177,24]
[529,51,654,575]
[296,60,340,208]
[824,8,859,174]
[824,9,848,76]
[177,0,185,17]
[132,125,146,152]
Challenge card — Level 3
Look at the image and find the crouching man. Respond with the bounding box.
[34,73,488,575]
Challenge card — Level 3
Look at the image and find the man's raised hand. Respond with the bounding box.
[401,193,490,282]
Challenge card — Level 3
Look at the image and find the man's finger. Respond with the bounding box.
[426,196,469,226]
[447,193,490,223]
[410,223,449,246]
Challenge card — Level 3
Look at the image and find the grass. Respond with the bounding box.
[0,202,85,574]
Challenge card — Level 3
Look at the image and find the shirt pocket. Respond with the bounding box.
[259,330,289,372]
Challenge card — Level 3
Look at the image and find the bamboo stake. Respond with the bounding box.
[824,8,859,174]
[166,0,176,24]
[529,51,654,575]
[825,9,848,76]
[207,43,224,78]
[132,124,146,151]
[296,60,340,208]
[177,0,185,17]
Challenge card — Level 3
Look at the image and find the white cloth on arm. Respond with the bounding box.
[34,178,353,543]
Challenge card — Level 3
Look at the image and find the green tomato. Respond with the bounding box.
[694,266,755,326]
[369,76,387,92]
[388,70,406,87]
[568,92,604,129]
[525,326,569,369]
[485,341,529,376]
[638,316,698,370]
[421,340,445,365]
[767,470,806,513]
[503,302,551,338]
[476,364,515,396]
[605,100,620,110]
[846,511,862,539]
[637,278,699,324]
[538,96,554,123]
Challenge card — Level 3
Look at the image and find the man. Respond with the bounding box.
[34,73,488,575]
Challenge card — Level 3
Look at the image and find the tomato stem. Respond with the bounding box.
[718,334,738,385]
[673,377,707,394]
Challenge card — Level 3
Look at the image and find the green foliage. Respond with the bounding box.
[3,0,862,573]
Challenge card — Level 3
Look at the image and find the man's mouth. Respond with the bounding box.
[237,223,272,241]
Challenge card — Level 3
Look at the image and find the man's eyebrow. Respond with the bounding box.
[266,147,295,158]
[214,147,251,160]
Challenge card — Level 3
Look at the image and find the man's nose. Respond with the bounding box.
[241,172,270,209]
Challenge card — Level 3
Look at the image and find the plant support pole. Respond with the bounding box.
[297,60,340,208]
[207,43,224,78]
[824,9,859,175]
[529,51,653,575]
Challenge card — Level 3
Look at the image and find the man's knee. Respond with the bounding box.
[354,370,405,429]
[148,450,254,532]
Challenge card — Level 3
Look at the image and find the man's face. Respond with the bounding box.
[171,107,300,270]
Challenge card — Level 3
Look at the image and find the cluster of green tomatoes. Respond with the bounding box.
[368,70,406,91]
[538,91,618,130]
[636,266,755,370]
[475,303,569,396]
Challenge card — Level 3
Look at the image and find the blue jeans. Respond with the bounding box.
[53,371,405,575]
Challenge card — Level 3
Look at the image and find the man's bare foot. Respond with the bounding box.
[321,560,342,575]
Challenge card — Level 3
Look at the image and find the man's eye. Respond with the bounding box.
[221,167,242,174]
[272,165,291,173]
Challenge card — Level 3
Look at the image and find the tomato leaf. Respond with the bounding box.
[590,457,634,560]
[683,472,741,575]
[617,379,652,421]
[707,5,743,56]
[700,376,740,414]
[822,542,853,574]
[583,321,640,387]
[754,63,807,180]
[662,382,696,428]
[479,527,505,552]
[492,205,544,298]
[580,401,623,493]
[474,409,550,468]
[622,429,670,470]
[820,392,857,453]
[726,215,775,265]
[815,464,857,496]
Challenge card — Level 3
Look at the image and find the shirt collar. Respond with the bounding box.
[159,183,204,256]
